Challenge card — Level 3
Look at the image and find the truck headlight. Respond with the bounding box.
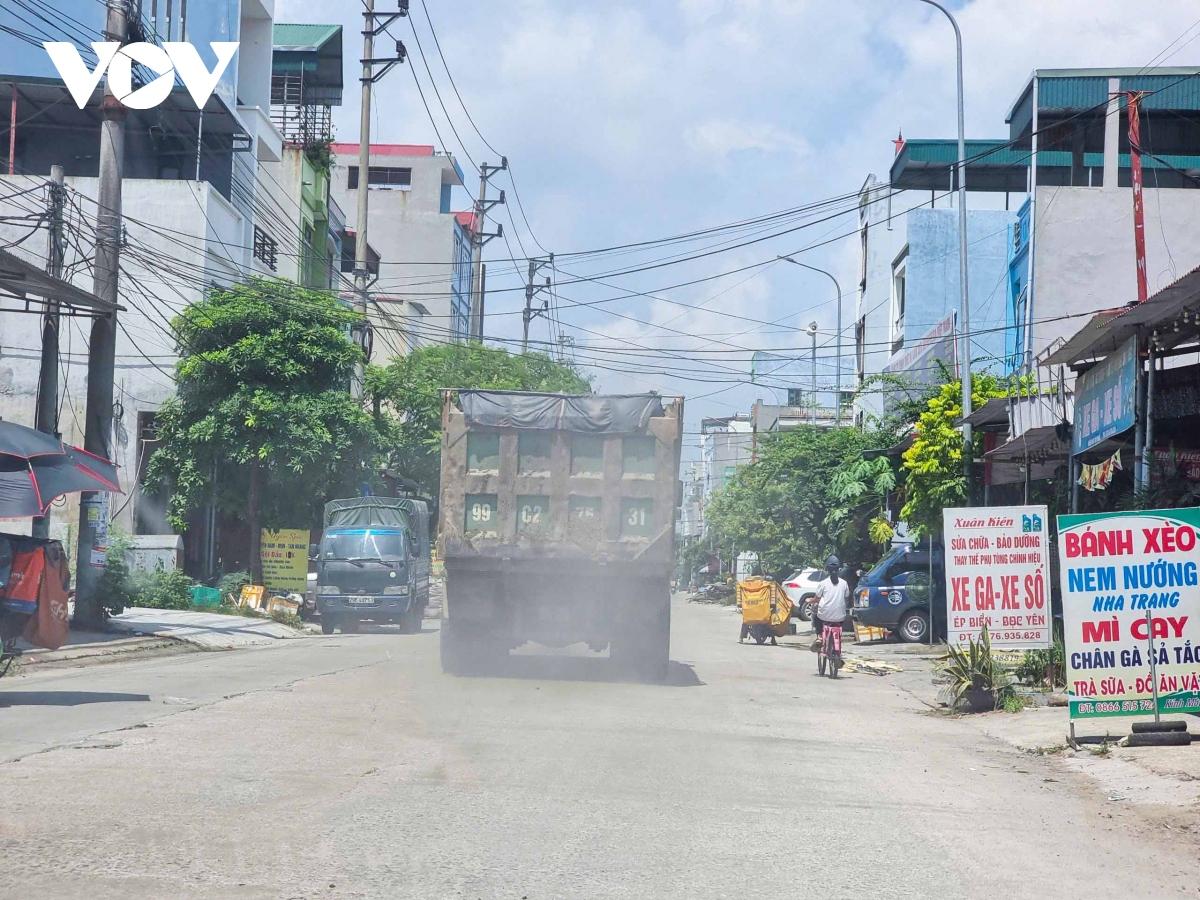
[855,589,870,608]
[383,585,410,596]
[317,585,340,595]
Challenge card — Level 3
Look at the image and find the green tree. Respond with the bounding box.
[367,343,590,494]
[899,374,1013,537]
[705,425,884,578]
[145,279,382,583]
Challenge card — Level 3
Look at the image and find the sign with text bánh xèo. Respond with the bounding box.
[1059,509,1200,720]
[943,505,1052,650]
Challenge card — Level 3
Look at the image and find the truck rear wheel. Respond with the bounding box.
[612,601,670,683]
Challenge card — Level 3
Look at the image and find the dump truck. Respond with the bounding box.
[438,390,684,680]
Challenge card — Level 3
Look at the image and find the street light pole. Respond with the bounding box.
[779,256,843,425]
[914,0,973,501]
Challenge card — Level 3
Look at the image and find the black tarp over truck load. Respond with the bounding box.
[438,390,684,680]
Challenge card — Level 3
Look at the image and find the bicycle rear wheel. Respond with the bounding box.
[817,649,827,677]
[829,652,840,679]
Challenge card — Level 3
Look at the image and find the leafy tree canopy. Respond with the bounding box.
[145,279,383,580]
[367,343,590,494]
[900,373,1015,537]
[705,425,894,579]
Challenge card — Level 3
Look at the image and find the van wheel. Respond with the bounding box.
[897,610,930,643]
[320,618,336,635]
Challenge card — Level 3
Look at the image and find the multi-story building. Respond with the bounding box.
[698,415,754,518]
[1003,68,1200,369]
[858,68,1200,431]
[0,0,283,557]
[258,23,347,291]
[329,143,474,360]
[856,144,1020,423]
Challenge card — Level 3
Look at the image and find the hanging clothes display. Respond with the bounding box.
[1078,450,1123,491]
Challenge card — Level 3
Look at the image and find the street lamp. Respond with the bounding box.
[779,256,843,425]
[913,0,973,500]
[807,321,819,427]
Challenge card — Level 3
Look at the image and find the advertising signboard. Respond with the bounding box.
[943,505,1052,650]
[1058,508,1200,720]
[260,528,310,595]
[1072,336,1137,454]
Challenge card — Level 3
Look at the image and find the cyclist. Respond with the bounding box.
[811,556,851,658]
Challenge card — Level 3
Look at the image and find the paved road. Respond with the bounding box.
[1,598,1197,899]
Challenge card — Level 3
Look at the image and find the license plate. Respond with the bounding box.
[348,596,376,605]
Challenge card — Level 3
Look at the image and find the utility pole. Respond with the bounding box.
[353,0,408,395]
[522,254,555,353]
[1125,92,1149,305]
[73,0,126,628]
[470,160,507,341]
[32,164,65,541]
[807,321,819,426]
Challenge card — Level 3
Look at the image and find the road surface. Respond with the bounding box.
[1,596,1197,899]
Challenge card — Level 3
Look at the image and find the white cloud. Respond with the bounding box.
[686,119,810,163]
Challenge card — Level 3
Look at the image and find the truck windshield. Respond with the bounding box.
[862,545,911,582]
[322,531,406,561]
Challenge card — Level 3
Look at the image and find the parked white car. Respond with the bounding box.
[782,568,824,620]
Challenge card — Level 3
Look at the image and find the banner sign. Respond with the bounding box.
[943,505,1052,650]
[1072,336,1137,454]
[260,529,310,596]
[1059,508,1200,720]
[884,313,957,415]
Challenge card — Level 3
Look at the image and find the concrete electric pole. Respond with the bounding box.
[522,255,555,353]
[74,0,126,627]
[807,321,819,427]
[353,0,409,394]
[469,160,507,341]
[32,164,66,541]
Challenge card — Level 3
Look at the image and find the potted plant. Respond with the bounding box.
[942,626,1014,713]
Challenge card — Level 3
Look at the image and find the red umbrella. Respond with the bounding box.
[0,421,122,519]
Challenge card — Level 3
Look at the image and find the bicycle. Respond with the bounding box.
[817,621,843,679]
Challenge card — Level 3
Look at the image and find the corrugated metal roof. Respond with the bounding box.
[273,23,342,52]
[1007,68,1200,136]
[1042,264,1200,366]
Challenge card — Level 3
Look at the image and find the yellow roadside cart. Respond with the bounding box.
[737,578,792,644]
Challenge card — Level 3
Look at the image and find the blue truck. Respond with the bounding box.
[315,497,431,634]
[851,541,945,643]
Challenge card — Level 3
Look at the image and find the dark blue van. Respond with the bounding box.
[851,541,945,643]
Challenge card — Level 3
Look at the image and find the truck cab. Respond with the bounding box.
[851,541,945,643]
[316,498,430,634]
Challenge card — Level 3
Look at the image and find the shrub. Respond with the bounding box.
[131,565,194,610]
[217,570,251,601]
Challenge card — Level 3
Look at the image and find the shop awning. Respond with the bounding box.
[985,425,1071,484]
[955,397,1010,431]
[0,247,112,311]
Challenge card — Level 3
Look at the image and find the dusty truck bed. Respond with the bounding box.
[438,390,684,679]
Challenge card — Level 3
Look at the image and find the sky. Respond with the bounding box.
[277,0,1200,443]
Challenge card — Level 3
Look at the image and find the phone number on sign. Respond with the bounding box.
[957,631,1046,642]
[1075,700,1155,714]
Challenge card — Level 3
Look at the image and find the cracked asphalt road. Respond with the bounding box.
[2,597,1199,899]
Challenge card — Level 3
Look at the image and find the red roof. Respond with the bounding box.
[330,143,435,157]
[454,210,477,232]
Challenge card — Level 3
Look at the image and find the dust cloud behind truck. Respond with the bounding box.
[438,390,684,680]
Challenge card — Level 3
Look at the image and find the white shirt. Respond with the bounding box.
[814,576,852,623]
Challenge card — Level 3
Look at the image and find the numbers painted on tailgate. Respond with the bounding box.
[516,495,549,534]
[465,494,498,536]
[620,498,654,538]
